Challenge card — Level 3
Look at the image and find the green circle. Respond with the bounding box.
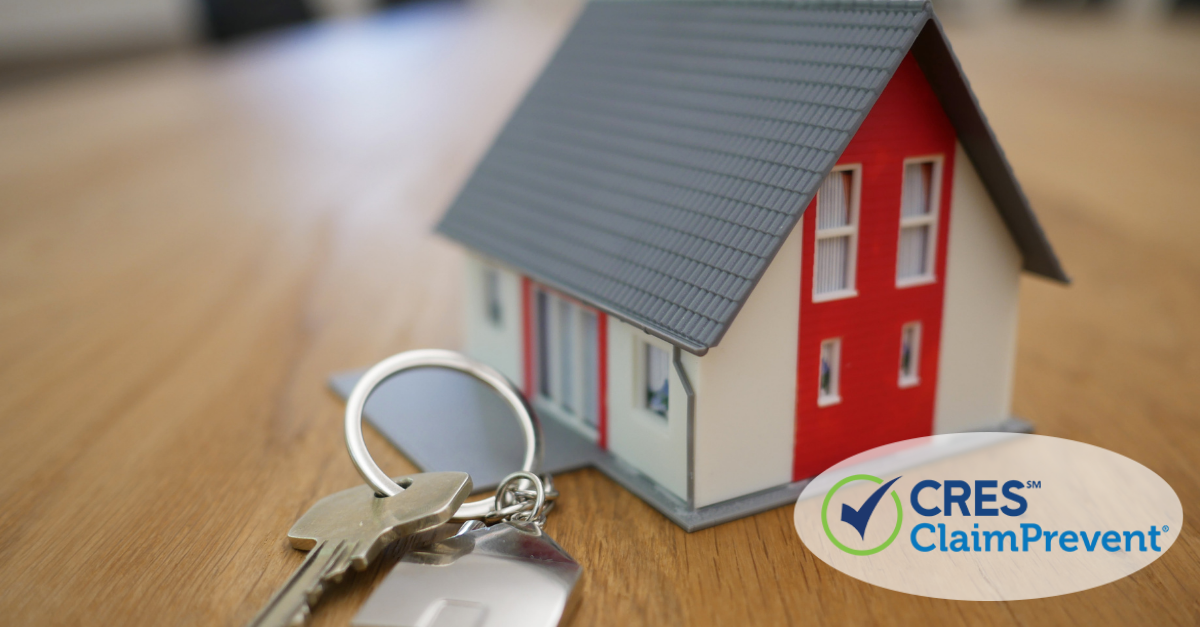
[821,474,904,556]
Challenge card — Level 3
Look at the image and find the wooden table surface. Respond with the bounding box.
[1,4,1198,625]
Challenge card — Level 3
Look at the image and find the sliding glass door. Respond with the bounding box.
[534,287,601,434]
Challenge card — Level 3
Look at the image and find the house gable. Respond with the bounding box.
[794,51,956,480]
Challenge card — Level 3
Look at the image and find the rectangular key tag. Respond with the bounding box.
[353,522,582,627]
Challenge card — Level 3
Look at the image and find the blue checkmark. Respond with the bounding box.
[840,476,902,540]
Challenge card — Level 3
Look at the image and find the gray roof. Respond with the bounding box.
[437,0,1067,355]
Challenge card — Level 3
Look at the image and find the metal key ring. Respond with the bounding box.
[494,471,546,523]
[344,348,543,521]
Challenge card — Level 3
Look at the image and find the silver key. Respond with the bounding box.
[247,471,472,627]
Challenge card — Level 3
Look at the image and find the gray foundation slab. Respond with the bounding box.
[330,369,1032,532]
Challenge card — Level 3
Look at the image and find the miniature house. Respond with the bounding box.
[436,0,1066,526]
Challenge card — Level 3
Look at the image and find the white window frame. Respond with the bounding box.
[899,321,922,388]
[817,338,842,407]
[638,339,671,422]
[533,286,600,436]
[812,164,862,302]
[896,155,943,288]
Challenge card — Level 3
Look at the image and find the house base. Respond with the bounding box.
[329,368,1032,532]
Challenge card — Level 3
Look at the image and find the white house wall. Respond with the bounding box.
[935,142,1022,433]
[691,225,801,508]
[462,253,522,385]
[605,319,690,501]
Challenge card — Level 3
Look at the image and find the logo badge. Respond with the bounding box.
[822,474,904,555]
[794,433,1183,601]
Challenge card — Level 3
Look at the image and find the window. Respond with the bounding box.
[581,312,599,428]
[899,322,922,387]
[814,167,860,300]
[484,267,502,326]
[557,298,574,413]
[536,289,551,398]
[533,287,600,431]
[643,342,670,419]
[897,158,941,285]
[818,339,841,406]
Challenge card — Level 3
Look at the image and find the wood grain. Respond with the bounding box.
[0,4,1197,625]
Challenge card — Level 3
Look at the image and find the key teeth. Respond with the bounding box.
[323,545,359,587]
[302,543,351,614]
[288,605,309,624]
[346,539,377,573]
[287,606,311,627]
[305,580,326,607]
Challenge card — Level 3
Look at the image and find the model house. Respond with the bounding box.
[436,0,1066,523]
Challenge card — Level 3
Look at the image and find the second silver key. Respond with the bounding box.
[247,471,472,627]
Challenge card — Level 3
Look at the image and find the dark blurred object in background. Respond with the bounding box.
[1176,0,1200,13]
[1015,0,1200,13]
[1,0,1196,94]
[1021,0,1113,9]
[200,0,316,42]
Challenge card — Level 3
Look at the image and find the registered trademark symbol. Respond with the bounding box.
[1162,525,1169,533]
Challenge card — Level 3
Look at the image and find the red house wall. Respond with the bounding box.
[793,54,957,481]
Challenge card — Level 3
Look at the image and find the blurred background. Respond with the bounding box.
[1,0,1198,89]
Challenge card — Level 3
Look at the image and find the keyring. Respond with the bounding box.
[344,348,543,520]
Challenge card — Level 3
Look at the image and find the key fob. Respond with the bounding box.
[353,522,582,627]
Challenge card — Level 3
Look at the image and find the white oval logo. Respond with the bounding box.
[793,433,1182,601]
